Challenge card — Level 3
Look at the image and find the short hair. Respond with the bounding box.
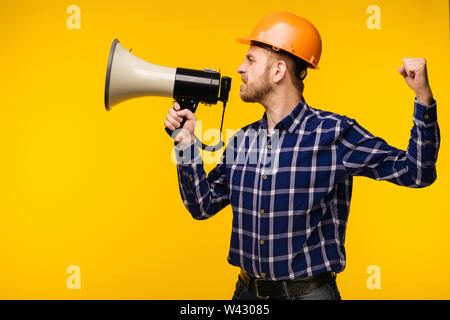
[251,41,309,93]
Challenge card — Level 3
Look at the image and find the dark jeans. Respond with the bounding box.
[232,275,342,300]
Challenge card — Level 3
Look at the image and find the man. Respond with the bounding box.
[164,12,440,300]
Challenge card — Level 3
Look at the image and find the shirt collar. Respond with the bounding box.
[259,96,309,134]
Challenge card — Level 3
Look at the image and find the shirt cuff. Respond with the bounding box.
[413,98,437,128]
[174,141,202,165]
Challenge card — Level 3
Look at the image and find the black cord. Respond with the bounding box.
[197,101,227,152]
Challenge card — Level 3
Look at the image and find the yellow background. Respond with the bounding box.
[0,0,448,299]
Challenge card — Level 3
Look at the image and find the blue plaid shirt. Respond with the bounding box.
[174,97,440,280]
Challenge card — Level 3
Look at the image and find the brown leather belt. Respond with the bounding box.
[239,269,336,299]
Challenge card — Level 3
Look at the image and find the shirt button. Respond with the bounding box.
[188,177,193,182]
[261,272,266,278]
[426,139,432,144]
[260,240,264,245]
[267,145,272,149]
[262,175,267,180]
[260,209,264,214]
[424,114,430,120]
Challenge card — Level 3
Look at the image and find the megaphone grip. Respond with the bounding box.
[165,118,188,138]
[165,97,199,139]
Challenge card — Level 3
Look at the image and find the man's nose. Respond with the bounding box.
[237,62,245,74]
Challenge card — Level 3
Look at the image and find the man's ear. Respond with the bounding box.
[273,60,287,84]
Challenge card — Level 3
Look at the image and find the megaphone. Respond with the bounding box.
[104,39,231,151]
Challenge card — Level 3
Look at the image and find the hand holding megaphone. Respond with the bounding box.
[165,101,196,147]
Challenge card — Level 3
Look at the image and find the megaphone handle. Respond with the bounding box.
[165,97,199,138]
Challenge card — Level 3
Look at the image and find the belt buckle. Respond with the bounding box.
[254,279,270,300]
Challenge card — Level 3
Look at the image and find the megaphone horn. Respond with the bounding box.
[105,39,177,110]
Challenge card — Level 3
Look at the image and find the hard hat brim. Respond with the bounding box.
[235,37,319,70]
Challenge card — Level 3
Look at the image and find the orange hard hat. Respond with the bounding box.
[236,11,322,69]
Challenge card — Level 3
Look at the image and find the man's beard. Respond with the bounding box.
[240,70,272,103]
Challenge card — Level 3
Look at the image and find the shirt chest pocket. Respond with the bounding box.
[227,162,261,190]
